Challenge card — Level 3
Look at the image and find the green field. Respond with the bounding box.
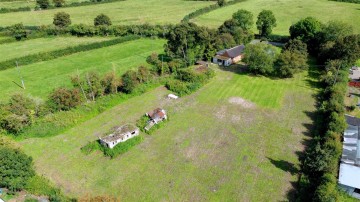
[192,0,360,35]
[0,36,111,62]
[20,65,317,200]
[0,0,91,9]
[0,0,212,27]
[0,38,165,101]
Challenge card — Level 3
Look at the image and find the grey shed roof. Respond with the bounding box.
[342,115,360,166]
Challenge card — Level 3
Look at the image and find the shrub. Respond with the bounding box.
[0,146,35,192]
[101,71,122,94]
[94,14,112,26]
[121,70,139,93]
[53,12,71,28]
[8,23,28,40]
[48,87,82,111]
[36,0,50,9]
[165,80,190,96]
[243,43,278,75]
[53,0,65,7]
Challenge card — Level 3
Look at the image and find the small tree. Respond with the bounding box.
[276,50,308,78]
[53,0,65,7]
[0,146,35,192]
[36,0,50,9]
[94,14,112,26]
[232,9,254,31]
[53,12,71,28]
[121,70,139,93]
[101,71,121,94]
[256,10,277,37]
[9,23,27,41]
[48,87,82,111]
[217,0,226,6]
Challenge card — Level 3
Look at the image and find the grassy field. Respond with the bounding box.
[0,0,212,27]
[0,38,165,101]
[0,36,112,62]
[192,0,360,35]
[20,65,317,201]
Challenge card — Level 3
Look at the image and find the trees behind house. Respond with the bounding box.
[94,14,112,26]
[53,12,71,28]
[256,10,277,37]
[232,9,254,31]
[243,43,278,75]
[289,17,323,44]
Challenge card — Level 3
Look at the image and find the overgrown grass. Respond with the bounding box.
[20,65,317,200]
[0,0,212,27]
[25,175,69,201]
[0,38,165,102]
[192,0,360,35]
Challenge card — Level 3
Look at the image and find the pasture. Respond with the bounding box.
[192,0,360,35]
[0,38,165,101]
[20,66,317,201]
[0,0,87,9]
[0,0,213,27]
[0,36,111,62]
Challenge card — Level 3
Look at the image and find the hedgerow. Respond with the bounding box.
[0,35,139,71]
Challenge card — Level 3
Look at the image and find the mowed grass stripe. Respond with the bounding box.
[0,0,213,27]
[192,0,360,35]
[0,38,165,101]
[0,36,112,62]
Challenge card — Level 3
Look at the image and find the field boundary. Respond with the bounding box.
[182,0,246,22]
[0,35,140,71]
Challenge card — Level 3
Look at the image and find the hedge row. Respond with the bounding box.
[0,35,140,71]
[182,0,245,22]
[0,7,30,14]
[329,0,360,3]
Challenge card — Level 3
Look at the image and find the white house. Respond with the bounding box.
[339,115,360,199]
[99,124,139,149]
[213,45,245,67]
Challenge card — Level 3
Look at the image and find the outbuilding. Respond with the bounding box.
[99,124,139,149]
[213,45,245,66]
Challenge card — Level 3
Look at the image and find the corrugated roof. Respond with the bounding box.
[339,163,360,189]
[343,115,360,166]
[101,124,138,143]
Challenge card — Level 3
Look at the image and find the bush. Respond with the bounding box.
[8,23,28,40]
[165,80,190,96]
[121,70,139,93]
[53,0,65,7]
[94,14,112,26]
[36,0,50,9]
[53,12,71,28]
[48,87,82,111]
[0,146,35,192]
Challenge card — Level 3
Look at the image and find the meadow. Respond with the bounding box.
[192,0,360,35]
[0,36,111,62]
[20,65,317,201]
[0,38,165,101]
[0,0,213,27]
[0,0,87,9]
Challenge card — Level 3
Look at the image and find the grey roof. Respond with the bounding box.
[101,124,138,143]
[339,163,360,189]
[216,45,245,58]
[343,115,360,166]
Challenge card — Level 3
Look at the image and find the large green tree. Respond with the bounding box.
[276,50,308,78]
[243,43,278,75]
[0,146,35,192]
[232,9,254,31]
[289,17,323,43]
[256,10,276,37]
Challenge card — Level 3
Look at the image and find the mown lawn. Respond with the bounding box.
[0,38,165,101]
[0,36,112,62]
[0,0,87,9]
[20,65,317,201]
[192,0,360,35]
[0,0,213,27]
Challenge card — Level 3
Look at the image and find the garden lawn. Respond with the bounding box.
[0,0,213,27]
[20,65,317,201]
[192,0,360,35]
[0,38,165,101]
[0,36,112,62]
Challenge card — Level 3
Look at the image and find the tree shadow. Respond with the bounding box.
[267,157,299,175]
